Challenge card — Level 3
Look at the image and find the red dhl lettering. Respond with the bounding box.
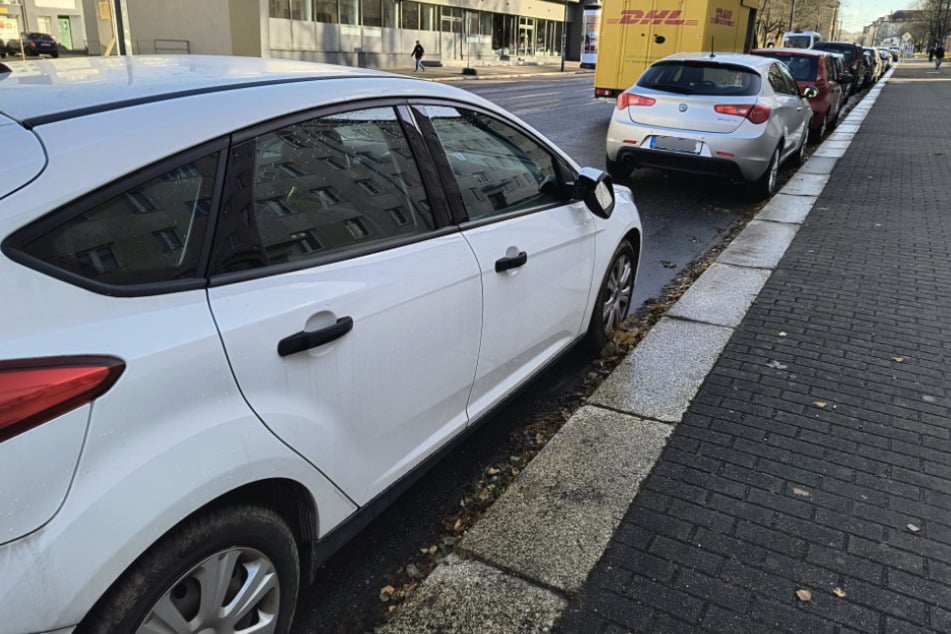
[711,8,735,26]
[609,9,689,25]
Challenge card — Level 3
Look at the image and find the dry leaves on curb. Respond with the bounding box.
[892,357,905,363]
[907,523,921,533]
[833,587,847,598]
[814,401,827,409]
[796,589,813,602]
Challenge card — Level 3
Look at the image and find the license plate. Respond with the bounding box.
[650,136,702,154]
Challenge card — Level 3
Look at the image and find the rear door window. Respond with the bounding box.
[210,106,436,275]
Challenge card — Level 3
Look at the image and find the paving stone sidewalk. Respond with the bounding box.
[557,61,951,633]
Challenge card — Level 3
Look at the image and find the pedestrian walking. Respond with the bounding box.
[936,45,945,69]
[411,40,425,72]
[929,46,935,62]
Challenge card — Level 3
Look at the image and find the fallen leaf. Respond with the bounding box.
[796,589,813,602]
[907,523,921,533]
[778,331,788,337]
[453,518,464,533]
[833,587,846,598]
[814,401,827,409]
[487,467,500,476]
[379,585,396,602]
[388,605,398,612]
[767,360,788,370]
[792,487,811,498]
[892,357,905,363]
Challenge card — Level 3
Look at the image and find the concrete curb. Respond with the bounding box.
[377,68,894,634]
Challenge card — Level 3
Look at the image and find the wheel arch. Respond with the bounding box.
[75,477,320,633]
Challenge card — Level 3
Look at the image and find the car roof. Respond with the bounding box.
[653,52,774,71]
[751,47,831,58]
[0,55,395,126]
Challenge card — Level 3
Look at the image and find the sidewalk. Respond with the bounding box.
[385,59,590,81]
[378,58,951,633]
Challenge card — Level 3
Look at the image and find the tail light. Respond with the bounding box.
[0,356,124,443]
[715,103,771,124]
[616,92,656,109]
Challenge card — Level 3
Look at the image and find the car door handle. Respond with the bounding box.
[277,316,354,357]
[495,251,528,273]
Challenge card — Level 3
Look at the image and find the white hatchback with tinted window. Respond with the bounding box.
[0,56,641,633]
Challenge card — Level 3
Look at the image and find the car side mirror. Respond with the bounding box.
[575,167,615,219]
[802,86,819,99]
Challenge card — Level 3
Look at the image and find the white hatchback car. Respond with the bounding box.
[0,56,641,633]
[606,52,816,197]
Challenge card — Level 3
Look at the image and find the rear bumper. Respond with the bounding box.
[615,146,745,180]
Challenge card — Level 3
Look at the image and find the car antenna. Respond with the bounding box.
[709,37,716,58]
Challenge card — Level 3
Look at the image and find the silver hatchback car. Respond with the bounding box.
[606,52,816,197]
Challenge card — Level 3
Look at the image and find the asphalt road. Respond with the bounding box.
[291,73,775,633]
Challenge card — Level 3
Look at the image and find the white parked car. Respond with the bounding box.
[606,52,816,197]
[0,56,641,633]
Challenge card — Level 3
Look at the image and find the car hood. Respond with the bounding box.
[0,116,45,200]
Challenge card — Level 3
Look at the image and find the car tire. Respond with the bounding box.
[809,113,828,144]
[586,240,636,352]
[78,505,300,634]
[753,145,781,199]
[606,155,633,180]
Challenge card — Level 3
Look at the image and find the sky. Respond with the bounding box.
[837,0,909,32]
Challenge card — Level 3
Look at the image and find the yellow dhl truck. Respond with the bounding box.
[594,0,760,101]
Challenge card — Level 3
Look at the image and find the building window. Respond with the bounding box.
[293,229,323,253]
[153,227,184,253]
[420,3,434,31]
[401,0,418,29]
[269,0,291,19]
[261,198,294,216]
[356,179,381,195]
[316,0,338,23]
[362,0,381,26]
[310,187,341,207]
[123,191,157,214]
[386,206,409,225]
[383,0,397,27]
[76,244,120,276]
[340,0,358,24]
[345,218,370,239]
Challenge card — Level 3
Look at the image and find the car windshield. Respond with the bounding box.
[763,55,818,81]
[783,35,813,48]
[637,62,762,96]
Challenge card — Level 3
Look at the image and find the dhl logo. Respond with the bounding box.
[608,10,699,25]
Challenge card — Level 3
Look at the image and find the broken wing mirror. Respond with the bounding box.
[575,167,615,219]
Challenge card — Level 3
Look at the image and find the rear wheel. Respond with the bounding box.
[808,113,828,144]
[752,145,781,199]
[587,240,636,352]
[79,506,300,634]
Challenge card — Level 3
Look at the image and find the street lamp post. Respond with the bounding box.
[560,0,568,71]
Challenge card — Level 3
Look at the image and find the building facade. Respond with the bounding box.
[79,0,582,68]
[0,0,86,51]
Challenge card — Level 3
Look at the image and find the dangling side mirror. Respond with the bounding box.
[575,167,615,219]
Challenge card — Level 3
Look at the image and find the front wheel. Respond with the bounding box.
[587,240,636,352]
[79,506,300,634]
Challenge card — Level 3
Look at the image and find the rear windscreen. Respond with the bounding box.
[637,62,762,96]
[762,55,818,81]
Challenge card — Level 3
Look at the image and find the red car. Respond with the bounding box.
[751,48,845,143]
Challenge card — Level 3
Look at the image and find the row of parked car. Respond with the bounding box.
[605,41,894,198]
[0,32,60,58]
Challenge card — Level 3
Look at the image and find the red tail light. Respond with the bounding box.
[714,103,771,124]
[616,93,656,109]
[0,356,124,443]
